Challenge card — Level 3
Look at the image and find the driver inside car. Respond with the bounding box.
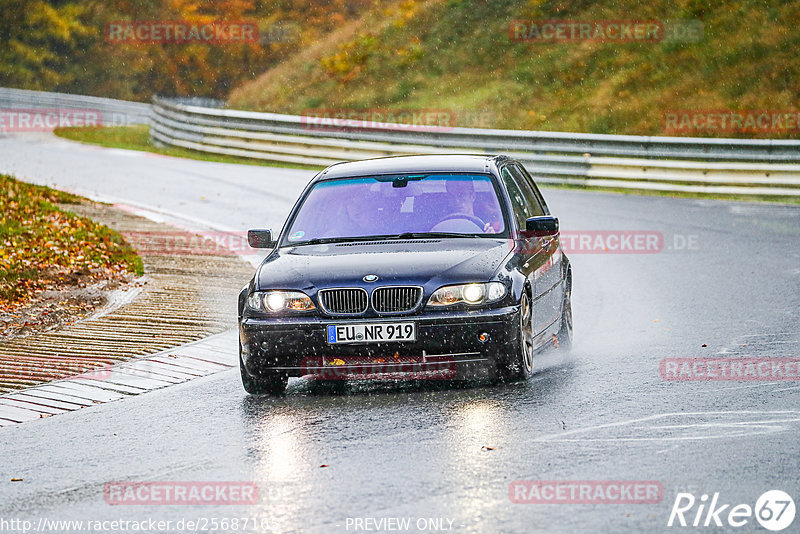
[436,178,496,233]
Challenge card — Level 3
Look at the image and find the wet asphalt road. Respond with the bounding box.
[0,133,799,533]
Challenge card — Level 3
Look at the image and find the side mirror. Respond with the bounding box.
[247,229,275,248]
[525,216,559,237]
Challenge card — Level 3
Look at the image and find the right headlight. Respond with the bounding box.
[427,282,507,307]
[247,290,316,313]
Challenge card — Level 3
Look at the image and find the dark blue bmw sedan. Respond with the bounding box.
[238,155,572,394]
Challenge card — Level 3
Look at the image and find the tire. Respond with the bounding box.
[239,353,288,395]
[500,291,535,381]
[555,273,573,351]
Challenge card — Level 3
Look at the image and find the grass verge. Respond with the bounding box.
[0,174,143,309]
[228,0,800,139]
[54,125,323,171]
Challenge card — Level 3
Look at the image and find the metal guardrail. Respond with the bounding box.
[150,97,800,196]
[0,87,150,126]
[1,88,797,196]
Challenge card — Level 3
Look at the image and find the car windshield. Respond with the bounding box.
[284,173,507,245]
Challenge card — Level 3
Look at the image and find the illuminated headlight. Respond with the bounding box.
[248,291,316,313]
[462,284,484,303]
[427,282,507,307]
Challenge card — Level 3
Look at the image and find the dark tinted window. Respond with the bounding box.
[500,167,528,229]
[285,174,507,244]
[510,164,546,216]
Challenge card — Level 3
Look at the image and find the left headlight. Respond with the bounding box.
[247,290,316,313]
[427,282,507,307]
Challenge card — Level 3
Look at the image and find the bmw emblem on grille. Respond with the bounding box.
[363,274,379,283]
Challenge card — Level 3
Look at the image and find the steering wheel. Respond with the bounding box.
[434,212,485,229]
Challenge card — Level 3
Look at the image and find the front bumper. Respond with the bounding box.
[239,306,518,378]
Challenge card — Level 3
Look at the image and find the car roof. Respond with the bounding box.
[316,154,510,180]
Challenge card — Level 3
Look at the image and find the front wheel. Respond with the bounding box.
[240,354,288,395]
[499,291,534,381]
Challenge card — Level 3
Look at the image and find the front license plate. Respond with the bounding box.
[327,322,416,344]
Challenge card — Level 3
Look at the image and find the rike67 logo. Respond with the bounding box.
[668,490,795,531]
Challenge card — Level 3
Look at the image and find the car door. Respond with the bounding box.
[508,163,564,338]
[500,164,544,334]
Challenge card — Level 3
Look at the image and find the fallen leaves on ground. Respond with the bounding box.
[0,174,142,335]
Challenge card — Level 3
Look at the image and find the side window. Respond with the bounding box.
[500,167,528,230]
[510,164,546,216]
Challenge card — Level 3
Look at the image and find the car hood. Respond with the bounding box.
[255,238,513,291]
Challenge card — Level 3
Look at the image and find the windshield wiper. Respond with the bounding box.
[290,234,407,246]
[288,232,486,246]
[392,232,483,239]
[289,232,484,246]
